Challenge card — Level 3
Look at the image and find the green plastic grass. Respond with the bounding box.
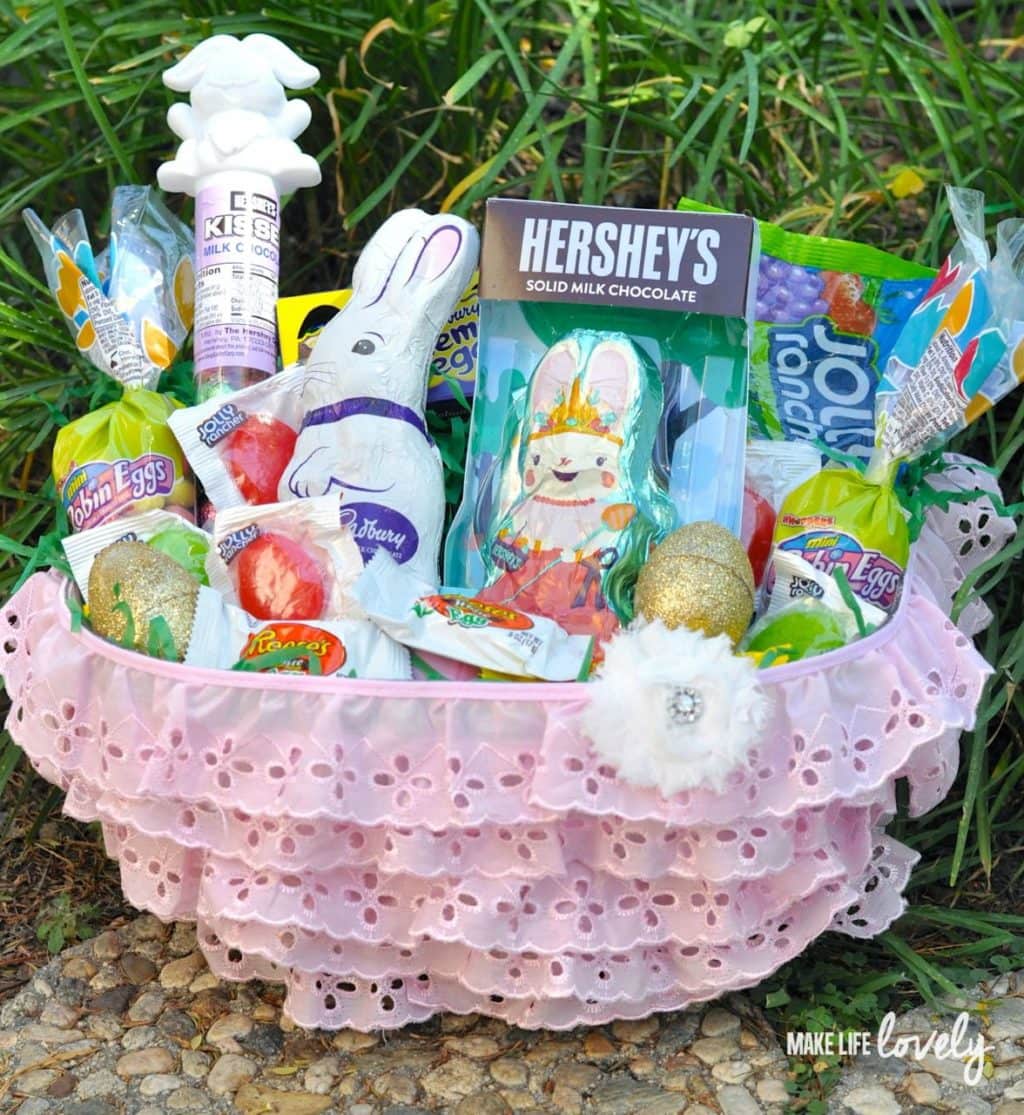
[1,0,1023,1073]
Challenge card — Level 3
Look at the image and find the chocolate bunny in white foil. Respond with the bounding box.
[281,210,479,582]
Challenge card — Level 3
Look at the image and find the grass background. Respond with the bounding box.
[1,0,1023,1105]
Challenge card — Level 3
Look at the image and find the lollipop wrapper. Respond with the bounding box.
[53,389,194,531]
[353,551,594,682]
[63,507,210,601]
[875,187,1024,464]
[769,466,908,615]
[167,364,305,511]
[187,586,409,680]
[24,186,194,389]
[207,494,364,621]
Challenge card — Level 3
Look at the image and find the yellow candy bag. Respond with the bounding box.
[24,186,196,530]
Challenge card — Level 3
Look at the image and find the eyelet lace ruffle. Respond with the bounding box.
[0,456,1009,1030]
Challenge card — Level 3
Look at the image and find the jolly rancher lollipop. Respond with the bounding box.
[158,33,322,400]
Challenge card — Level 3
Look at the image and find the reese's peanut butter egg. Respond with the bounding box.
[88,541,199,660]
[635,521,755,645]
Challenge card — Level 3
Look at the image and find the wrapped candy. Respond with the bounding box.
[86,540,408,678]
[167,364,305,509]
[769,186,1024,615]
[475,330,676,648]
[63,508,211,600]
[206,495,363,621]
[353,551,593,681]
[24,187,196,530]
[677,196,935,459]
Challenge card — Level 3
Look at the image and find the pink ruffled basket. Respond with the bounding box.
[0,457,1012,1032]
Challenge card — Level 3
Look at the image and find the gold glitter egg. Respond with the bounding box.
[635,521,755,645]
[88,541,199,661]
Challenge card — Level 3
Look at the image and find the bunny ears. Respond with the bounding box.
[164,34,319,92]
[529,334,643,446]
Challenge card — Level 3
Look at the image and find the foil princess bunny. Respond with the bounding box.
[477,331,675,647]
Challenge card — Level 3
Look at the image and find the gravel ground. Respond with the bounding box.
[0,916,1022,1114]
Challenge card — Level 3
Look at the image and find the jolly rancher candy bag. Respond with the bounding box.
[24,186,196,530]
[770,186,1024,616]
[677,196,935,459]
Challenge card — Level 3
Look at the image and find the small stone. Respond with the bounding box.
[550,1084,582,1114]
[15,1099,53,1115]
[117,1047,177,1077]
[234,1085,335,1114]
[189,971,221,993]
[160,952,206,989]
[127,989,166,1024]
[683,1106,717,1115]
[446,1034,501,1058]
[702,1008,741,1038]
[591,1079,684,1114]
[167,1086,212,1111]
[182,1050,211,1078]
[22,1023,88,1045]
[989,998,1024,1041]
[630,1055,657,1076]
[238,1021,285,1058]
[501,1089,541,1111]
[206,1012,253,1052]
[842,1085,901,1115]
[251,1002,277,1022]
[62,957,97,981]
[87,969,124,991]
[717,1085,763,1115]
[611,1017,659,1044]
[421,1055,487,1102]
[332,1029,379,1053]
[168,922,197,956]
[207,1052,257,1095]
[456,1094,512,1115]
[140,1073,184,1096]
[160,1009,200,1041]
[372,1071,419,1104]
[87,985,136,1014]
[663,1071,693,1092]
[121,953,158,985]
[47,1071,78,1097]
[904,1073,941,1106]
[92,930,123,961]
[74,1068,125,1099]
[348,1107,374,1115]
[755,1079,789,1104]
[553,1062,601,1093]
[524,1040,576,1066]
[582,1032,616,1059]
[957,1099,993,1115]
[996,1105,1024,1115]
[738,1028,761,1051]
[691,1036,740,1066]
[442,1012,480,1033]
[1006,1084,1024,1101]
[129,914,168,942]
[490,1058,528,1087]
[65,1103,119,1115]
[39,1001,80,1029]
[122,1024,160,1051]
[303,1055,340,1094]
[17,1069,58,1095]
[712,1061,753,1084]
[85,1014,123,1041]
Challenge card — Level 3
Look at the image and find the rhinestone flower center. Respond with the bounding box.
[666,685,703,726]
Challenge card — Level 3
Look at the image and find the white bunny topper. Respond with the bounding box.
[158,33,321,196]
[281,210,479,583]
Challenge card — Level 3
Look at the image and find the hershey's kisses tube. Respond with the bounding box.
[157,33,322,401]
[192,171,282,399]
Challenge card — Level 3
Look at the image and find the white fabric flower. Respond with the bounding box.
[581,619,772,795]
